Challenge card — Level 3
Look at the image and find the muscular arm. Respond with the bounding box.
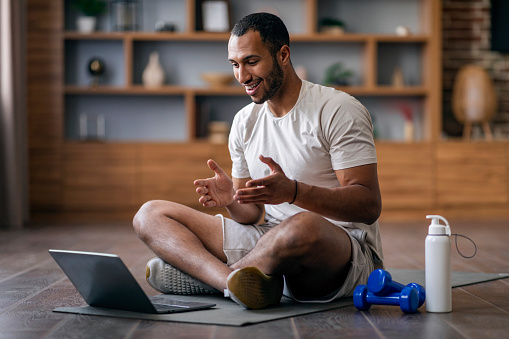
[234,156,381,225]
[295,164,381,224]
[226,177,265,225]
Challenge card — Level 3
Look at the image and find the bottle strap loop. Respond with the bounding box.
[451,233,477,259]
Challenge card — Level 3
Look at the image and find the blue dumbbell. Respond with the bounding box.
[367,269,425,307]
[353,285,419,313]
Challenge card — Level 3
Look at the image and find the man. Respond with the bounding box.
[133,12,383,310]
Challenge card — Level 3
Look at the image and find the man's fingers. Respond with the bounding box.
[194,179,207,186]
[203,199,216,207]
[235,186,266,201]
[237,185,265,194]
[246,179,264,187]
[196,186,208,195]
[259,155,282,173]
[199,194,214,204]
[236,195,266,204]
[207,159,218,170]
[207,159,225,175]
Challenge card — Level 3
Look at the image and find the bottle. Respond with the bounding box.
[425,215,452,312]
[392,66,404,87]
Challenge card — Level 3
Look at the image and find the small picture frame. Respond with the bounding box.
[202,0,230,32]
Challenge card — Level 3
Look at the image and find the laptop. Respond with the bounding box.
[49,249,216,314]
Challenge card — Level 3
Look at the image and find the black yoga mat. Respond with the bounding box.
[54,269,509,326]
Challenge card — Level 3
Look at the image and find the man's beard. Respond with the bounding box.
[252,59,284,104]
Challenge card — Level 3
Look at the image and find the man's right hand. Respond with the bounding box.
[194,159,234,208]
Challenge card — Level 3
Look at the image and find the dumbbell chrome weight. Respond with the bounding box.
[353,285,419,313]
[367,269,426,307]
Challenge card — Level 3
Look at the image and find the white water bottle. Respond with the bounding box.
[425,215,452,313]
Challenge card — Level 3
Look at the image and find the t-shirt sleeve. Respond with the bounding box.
[228,113,251,179]
[324,95,378,170]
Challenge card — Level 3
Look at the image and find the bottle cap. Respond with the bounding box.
[429,224,447,235]
[426,215,451,235]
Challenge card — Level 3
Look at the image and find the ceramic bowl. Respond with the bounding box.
[201,72,235,87]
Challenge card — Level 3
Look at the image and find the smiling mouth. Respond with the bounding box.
[244,79,261,95]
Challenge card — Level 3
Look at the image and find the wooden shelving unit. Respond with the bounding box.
[58,0,442,213]
[35,0,509,222]
[62,0,441,142]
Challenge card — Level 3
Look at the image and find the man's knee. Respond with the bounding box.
[132,200,172,240]
[274,212,323,256]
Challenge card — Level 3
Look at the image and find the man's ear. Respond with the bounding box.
[279,45,291,66]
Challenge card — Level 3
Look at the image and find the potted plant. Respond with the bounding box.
[319,18,345,34]
[323,62,354,86]
[72,0,107,33]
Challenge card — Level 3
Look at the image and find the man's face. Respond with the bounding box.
[228,30,284,104]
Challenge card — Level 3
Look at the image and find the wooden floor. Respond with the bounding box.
[1,218,508,338]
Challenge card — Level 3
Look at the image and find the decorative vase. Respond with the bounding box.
[452,65,496,140]
[142,52,165,87]
[77,16,97,33]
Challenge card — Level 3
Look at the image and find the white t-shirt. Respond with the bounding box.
[228,80,383,263]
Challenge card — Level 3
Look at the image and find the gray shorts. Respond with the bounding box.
[216,214,375,303]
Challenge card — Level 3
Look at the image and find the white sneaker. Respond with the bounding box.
[146,257,220,295]
[225,267,284,309]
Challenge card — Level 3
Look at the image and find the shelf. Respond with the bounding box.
[292,34,429,43]
[373,35,429,43]
[335,86,428,96]
[64,32,127,40]
[65,85,427,97]
[64,85,246,96]
[64,31,430,44]
[64,31,230,41]
[65,85,187,95]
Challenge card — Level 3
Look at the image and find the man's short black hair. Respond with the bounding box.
[231,12,290,57]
